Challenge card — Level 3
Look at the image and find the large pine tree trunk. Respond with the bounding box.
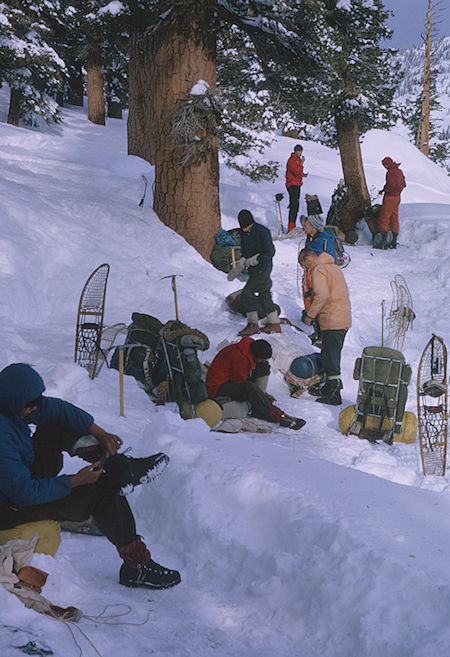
[7,88,22,126]
[127,28,156,162]
[86,55,105,125]
[336,118,374,234]
[129,0,220,259]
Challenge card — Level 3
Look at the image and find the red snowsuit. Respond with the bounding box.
[378,160,406,233]
[206,337,255,398]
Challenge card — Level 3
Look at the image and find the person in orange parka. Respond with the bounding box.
[285,144,308,232]
[376,156,406,250]
[206,337,306,430]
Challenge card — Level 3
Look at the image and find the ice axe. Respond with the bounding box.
[275,193,285,235]
[161,274,183,320]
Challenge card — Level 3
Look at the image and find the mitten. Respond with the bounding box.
[227,257,246,281]
[245,253,260,267]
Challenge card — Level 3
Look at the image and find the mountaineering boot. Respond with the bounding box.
[104,452,169,495]
[390,233,398,249]
[261,311,281,334]
[316,378,342,406]
[120,559,181,589]
[119,537,181,589]
[279,415,306,430]
[238,311,260,336]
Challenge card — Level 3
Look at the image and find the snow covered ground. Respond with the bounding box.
[1,97,450,657]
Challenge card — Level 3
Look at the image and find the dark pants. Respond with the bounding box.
[321,329,347,379]
[217,381,272,419]
[0,423,136,549]
[240,268,277,316]
[287,186,301,224]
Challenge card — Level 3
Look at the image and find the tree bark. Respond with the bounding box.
[68,67,84,106]
[149,0,221,261]
[7,88,22,126]
[336,117,373,234]
[127,27,156,162]
[87,55,105,125]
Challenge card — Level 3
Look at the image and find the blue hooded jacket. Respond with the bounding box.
[0,363,94,509]
[306,230,337,262]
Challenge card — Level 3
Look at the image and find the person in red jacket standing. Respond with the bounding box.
[376,157,406,250]
[206,337,306,430]
[285,144,308,232]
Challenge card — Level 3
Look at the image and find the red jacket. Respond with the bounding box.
[285,153,305,188]
[206,337,255,398]
[383,163,406,197]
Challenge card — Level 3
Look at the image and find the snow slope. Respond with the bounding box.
[1,101,450,657]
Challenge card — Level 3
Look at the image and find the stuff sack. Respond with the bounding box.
[285,353,323,397]
[305,194,323,215]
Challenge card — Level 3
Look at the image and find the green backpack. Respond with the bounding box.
[350,346,412,443]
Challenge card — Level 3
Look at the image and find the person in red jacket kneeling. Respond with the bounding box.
[206,337,306,430]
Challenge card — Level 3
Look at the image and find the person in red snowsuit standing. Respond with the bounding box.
[376,156,406,250]
[285,144,308,232]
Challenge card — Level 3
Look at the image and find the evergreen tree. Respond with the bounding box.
[286,0,400,233]
[0,1,66,126]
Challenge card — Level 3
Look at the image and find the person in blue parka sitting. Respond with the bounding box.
[0,363,180,590]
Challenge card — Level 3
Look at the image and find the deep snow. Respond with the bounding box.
[1,97,450,657]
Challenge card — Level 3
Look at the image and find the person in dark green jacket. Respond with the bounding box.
[236,209,281,335]
[0,363,180,590]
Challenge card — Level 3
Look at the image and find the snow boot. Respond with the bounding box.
[316,378,342,406]
[260,311,281,334]
[308,382,326,397]
[390,233,398,249]
[377,232,388,250]
[373,232,388,250]
[279,415,306,430]
[120,559,181,589]
[238,311,260,336]
[104,452,169,496]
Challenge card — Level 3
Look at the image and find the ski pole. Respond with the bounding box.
[381,300,385,346]
[231,246,237,269]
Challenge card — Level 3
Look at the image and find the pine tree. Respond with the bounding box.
[0,1,66,126]
[127,0,319,259]
[290,0,400,234]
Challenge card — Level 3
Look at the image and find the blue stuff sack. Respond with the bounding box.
[290,353,323,379]
[215,229,237,246]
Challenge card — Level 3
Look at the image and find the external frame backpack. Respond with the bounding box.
[339,346,415,444]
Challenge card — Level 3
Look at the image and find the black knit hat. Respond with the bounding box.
[294,144,303,152]
[250,340,272,359]
[238,209,254,228]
